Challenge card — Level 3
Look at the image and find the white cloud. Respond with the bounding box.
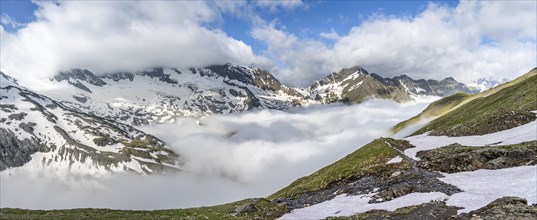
[320,29,341,40]
[0,98,437,209]
[253,1,537,86]
[251,21,338,85]
[1,0,534,90]
[212,0,248,14]
[0,14,24,29]
[255,0,305,12]
[0,1,267,89]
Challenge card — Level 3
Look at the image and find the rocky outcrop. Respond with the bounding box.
[138,68,178,84]
[329,197,537,220]
[53,69,108,86]
[459,197,537,220]
[0,128,49,170]
[416,141,537,173]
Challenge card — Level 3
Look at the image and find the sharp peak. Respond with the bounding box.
[326,65,369,79]
[396,74,412,78]
[441,76,457,81]
[338,65,367,73]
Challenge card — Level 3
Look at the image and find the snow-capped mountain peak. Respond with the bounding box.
[468,78,510,92]
[41,64,307,125]
[309,66,478,104]
[0,76,183,176]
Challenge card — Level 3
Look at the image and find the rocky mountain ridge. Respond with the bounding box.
[309,66,478,104]
[37,64,479,126]
[46,64,306,125]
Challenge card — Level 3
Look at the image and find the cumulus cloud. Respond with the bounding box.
[251,21,338,85]
[3,0,531,89]
[0,14,24,29]
[255,0,305,12]
[320,29,341,41]
[0,1,267,89]
[253,1,537,86]
[0,98,437,209]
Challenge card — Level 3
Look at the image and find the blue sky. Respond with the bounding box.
[0,0,535,88]
[218,0,457,53]
[0,0,38,31]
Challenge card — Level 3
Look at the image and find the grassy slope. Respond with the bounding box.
[391,92,471,134]
[393,68,537,136]
[0,199,287,220]
[412,69,537,136]
[268,138,410,200]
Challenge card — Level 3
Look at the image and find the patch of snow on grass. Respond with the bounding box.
[441,165,537,213]
[386,156,403,164]
[404,120,537,160]
[279,192,448,219]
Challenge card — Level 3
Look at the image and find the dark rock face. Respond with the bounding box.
[232,199,261,216]
[416,141,537,173]
[71,81,92,93]
[459,197,537,220]
[53,69,107,87]
[102,72,135,81]
[7,112,27,121]
[207,64,256,85]
[72,95,88,103]
[139,68,178,84]
[0,128,49,170]
[52,69,109,93]
[328,201,459,220]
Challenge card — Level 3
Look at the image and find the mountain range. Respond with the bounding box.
[0,64,493,174]
[37,64,480,126]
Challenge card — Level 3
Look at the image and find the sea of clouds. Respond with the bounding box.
[0,97,437,210]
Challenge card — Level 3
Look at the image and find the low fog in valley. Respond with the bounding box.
[0,98,438,210]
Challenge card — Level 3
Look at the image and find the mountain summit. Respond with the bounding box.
[309,66,478,104]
